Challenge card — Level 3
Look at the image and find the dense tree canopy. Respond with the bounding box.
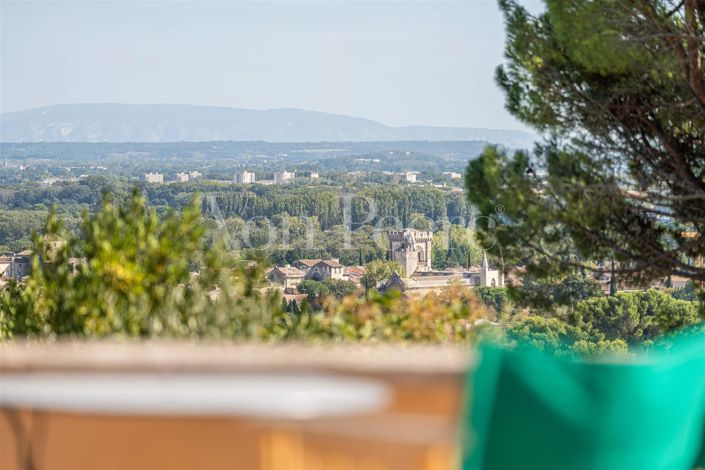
[431,225,483,269]
[514,273,605,311]
[360,260,404,293]
[0,177,474,268]
[467,0,705,284]
[568,289,701,343]
[474,286,513,317]
[505,289,701,355]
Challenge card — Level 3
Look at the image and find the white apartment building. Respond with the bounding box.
[144,172,164,184]
[443,172,462,180]
[234,171,256,184]
[175,171,202,183]
[274,171,295,184]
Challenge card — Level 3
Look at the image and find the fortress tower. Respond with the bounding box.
[387,229,433,276]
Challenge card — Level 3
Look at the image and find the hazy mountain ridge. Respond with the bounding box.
[0,104,535,148]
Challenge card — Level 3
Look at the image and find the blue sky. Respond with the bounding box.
[1,1,542,130]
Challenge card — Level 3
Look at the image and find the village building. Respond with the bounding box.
[380,256,504,295]
[292,259,321,271]
[268,266,306,293]
[268,258,361,293]
[344,266,366,284]
[442,172,463,180]
[0,242,83,285]
[0,256,12,279]
[305,259,345,281]
[661,276,690,290]
[6,250,32,280]
[382,229,504,294]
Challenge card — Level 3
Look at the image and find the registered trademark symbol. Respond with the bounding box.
[495,204,505,214]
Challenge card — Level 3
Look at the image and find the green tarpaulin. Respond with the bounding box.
[463,331,705,470]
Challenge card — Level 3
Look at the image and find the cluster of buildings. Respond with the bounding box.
[5,224,690,299]
[346,171,461,185]
[2,156,26,170]
[139,166,457,187]
[380,229,503,294]
[175,171,202,183]
[39,168,108,187]
[40,176,84,187]
[0,238,82,287]
[589,268,689,294]
[268,259,365,294]
[234,170,319,186]
[144,171,202,184]
[346,171,419,183]
[267,228,505,296]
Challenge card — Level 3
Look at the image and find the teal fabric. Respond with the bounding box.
[462,332,705,470]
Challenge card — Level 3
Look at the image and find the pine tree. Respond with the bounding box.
[467,0,705,284]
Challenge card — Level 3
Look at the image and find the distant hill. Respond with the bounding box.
[0,104,536,148]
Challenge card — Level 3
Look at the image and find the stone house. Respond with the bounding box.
[268,266,306,293]
[305,259,345,281]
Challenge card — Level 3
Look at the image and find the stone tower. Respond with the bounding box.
[387,229,433,276]
[480,251,503,287]
[480,251,490,286]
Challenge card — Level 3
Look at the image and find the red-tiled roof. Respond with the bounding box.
[318,259,343,268]
[345,266,366,276]
[273,266,306,277]
[282,293,307,302]
[294,259,321,268]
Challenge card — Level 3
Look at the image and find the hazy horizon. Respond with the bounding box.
[0,102,534,133]
[1,1,543,132]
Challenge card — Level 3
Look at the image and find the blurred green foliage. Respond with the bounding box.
[0,191,283,339]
